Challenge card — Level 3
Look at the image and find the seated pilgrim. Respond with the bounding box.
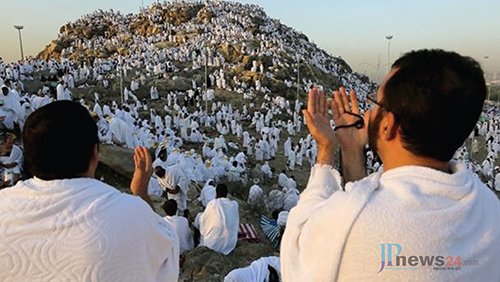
[0,101,179,281]
[195,184,239,255]
[0,132,23,187]
[162,199,194,254]
[198,179,216,207]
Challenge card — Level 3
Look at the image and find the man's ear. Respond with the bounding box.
[381,112,398,141]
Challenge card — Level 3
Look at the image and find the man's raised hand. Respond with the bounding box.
[302,87,338,166]
[130,146,154,209]
[331,87,368,152]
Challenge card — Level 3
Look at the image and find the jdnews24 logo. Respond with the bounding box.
[378,243,478,273]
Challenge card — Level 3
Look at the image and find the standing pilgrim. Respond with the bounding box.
[162,200,194,254]
[0,85,21,130]
[284,137,292,157]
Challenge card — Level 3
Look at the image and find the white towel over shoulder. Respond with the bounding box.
[0,177,179,282]
[281,163,500,282]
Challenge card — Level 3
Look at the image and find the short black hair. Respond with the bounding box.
[23,101,98,180]
[216,183,228,198]
[385,49,486,161]
[154,166,166,178]
[162,199,177,216]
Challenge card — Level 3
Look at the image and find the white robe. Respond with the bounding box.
[0,91,21,129]
[255,145,264,161]
[266,189,285,212]
[56,83,66,100]
[278,173,289,188]
[0,144,23,174]
[287,151,296,171]
[261,163,272,178]
[495,173,500,192]
[283,190,299,211]
[152,158,168,170]
[147,176,164,197]
[108,117,135,148]
[160,164,189,212]
[199,198,239,255]
[198,181,216,207]
[164,215,194,254]
[281,163,500,282]
[247,184,264,206]
[284,138,292,157]
[0,177,179,281]
[224,256,280,282]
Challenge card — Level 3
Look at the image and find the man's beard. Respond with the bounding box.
[368,109,384,155]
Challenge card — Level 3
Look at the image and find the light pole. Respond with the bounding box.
[14,25,24,61]
[483,56,491,101]
[296,54,300,101]
[385,35,393,71]
[118,65,124,105]
[204,46,208,113]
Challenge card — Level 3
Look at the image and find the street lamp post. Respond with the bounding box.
[484,56,490,101]
[296,55,300,101]
[119,66,124,105]
[204,46,208,113]
[385,35,393,71]
[14,25,24,61]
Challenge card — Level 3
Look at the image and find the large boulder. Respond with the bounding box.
[98,144,135,179]
[37,41,63,61]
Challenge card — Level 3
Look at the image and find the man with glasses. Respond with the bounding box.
[281,49,500,281]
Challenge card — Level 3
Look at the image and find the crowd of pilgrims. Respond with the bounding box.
[0,0,499,279]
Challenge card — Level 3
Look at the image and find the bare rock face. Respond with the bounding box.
[196,7,214,24]
[162,4,204,25]
[98,144,135,179]
[37,41,63,61]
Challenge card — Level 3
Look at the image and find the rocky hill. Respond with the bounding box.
[37,1,374,100]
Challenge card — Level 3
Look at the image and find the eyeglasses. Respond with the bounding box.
[365,92,389,112]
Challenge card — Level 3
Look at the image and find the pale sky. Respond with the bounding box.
[0,0,498,82]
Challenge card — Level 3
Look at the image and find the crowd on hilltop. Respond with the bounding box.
[52,0,371,96]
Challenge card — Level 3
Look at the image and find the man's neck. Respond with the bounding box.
[381,150,451,174]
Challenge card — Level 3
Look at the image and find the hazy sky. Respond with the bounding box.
[0,0,498,82]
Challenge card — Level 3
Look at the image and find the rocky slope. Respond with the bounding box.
[37,1,375,99]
